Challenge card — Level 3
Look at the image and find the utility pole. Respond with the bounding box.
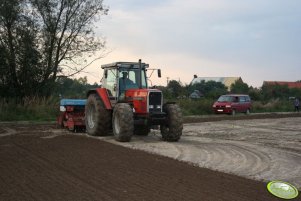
[166,77,169,85]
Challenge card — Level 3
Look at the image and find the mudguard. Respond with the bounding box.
[87,88,112,110]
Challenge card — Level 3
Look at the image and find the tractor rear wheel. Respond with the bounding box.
[161,104,183,142]
[85,93,111,136]
[112,103,134,142]
[134,125,150,136]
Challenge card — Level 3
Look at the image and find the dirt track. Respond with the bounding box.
[0,115,300,201]
[111,117,301,188]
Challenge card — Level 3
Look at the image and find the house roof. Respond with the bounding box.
[191,77,242,89]
[263,81,301,89]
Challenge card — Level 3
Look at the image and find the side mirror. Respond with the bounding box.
[104,70,108,78]
[157,69,161,78]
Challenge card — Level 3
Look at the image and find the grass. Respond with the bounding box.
[252,99,295,113]
[0,96,297,121]
[177,98,215,116]
[0,96,59,121]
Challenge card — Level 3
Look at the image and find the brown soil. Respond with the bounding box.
[0,123,295,201]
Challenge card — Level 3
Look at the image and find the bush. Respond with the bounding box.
[0,96,59,121]
[173,98,296,116]
[252,99,295,113]
[177,98,215,116]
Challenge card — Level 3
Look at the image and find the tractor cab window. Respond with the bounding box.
[119,70,138,96]
[141,70,147,88]
[118,68,147,96]
[104,68,117,98]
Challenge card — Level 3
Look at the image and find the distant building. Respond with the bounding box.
[190,77,242,90]
[263,81,301,89]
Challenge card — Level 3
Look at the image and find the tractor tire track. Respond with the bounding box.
[0,127,17,137]
[107,117,301,189]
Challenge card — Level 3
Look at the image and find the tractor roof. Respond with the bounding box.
[101,61,149,69]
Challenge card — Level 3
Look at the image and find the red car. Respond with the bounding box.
[212,94,251,115]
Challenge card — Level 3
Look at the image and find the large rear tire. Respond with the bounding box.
[113,103,134,142]
[160,104,183,142]
[85,93,112,136]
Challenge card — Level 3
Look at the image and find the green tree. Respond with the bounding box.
[188,80,227,99]
[0,0,41,98]
[31,0,108,94]
[167,80,184,98]
[261,84,290,100]
[54,76,100,98]
[290,88,301,99]
[248,87,262,101]
[230,80,249,94]
[0,0,108,98]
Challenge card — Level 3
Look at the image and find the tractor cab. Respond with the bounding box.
[101,61,150,102]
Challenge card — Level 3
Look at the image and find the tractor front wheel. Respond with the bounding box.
[160,104,183,142]
[85,93,111,136]
[113,103,134,142]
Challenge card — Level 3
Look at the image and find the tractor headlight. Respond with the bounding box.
[157,105,161,109]
[149,105,154,109]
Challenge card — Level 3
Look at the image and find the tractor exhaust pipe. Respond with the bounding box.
[138,59,142,89]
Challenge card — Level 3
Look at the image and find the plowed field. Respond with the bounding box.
[0,114,300,201]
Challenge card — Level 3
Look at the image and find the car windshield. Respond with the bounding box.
[217,96,233,102]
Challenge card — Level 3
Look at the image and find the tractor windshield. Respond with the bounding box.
[119,68,147,92]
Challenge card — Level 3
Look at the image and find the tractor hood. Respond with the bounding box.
[125,88,163,114]
[125,88,162,101]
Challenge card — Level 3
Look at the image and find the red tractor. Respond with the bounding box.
[85,59,183,142]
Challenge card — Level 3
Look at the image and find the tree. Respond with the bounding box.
[167,80,184,98]
[230,80,249,94]
[261,84,290,100]
[54,76,100,98]
[0,0,41,98]
[31,0,108,91]
[188,80,227,99]
[0,0,108,98]
[248,87,262,101]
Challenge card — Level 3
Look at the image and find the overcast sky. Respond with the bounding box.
[83,0,301,87]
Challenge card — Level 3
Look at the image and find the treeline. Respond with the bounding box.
[0,76,99,121]
[159,79,301,115]
[54,76,100,98]
[1,76,301,121]
[160,79,301,102]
